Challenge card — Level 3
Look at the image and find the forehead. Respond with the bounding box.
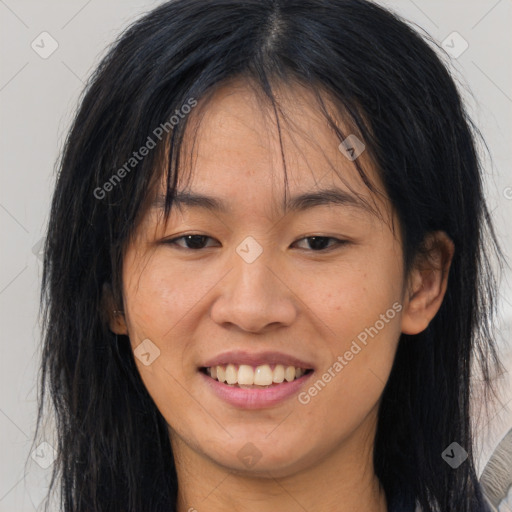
[154,79,388,221]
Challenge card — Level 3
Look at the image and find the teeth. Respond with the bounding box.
[284,365,296,382]
[205,363,309,386]
[254,364,273,385]
[238,365,254,385]
[273,364,285,383]
[225,363,237,385]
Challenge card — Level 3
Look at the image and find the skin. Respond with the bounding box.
[109,79,454,512]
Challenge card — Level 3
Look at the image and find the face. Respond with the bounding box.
[110,80,447,479]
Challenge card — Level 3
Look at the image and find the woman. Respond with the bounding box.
[36,0,505,510]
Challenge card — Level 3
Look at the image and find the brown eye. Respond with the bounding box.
[165,234,219,250]
[293,236,348,251]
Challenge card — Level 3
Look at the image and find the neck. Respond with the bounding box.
[171,414,387,512]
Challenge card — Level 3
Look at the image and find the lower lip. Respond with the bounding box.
[200,370,314,409]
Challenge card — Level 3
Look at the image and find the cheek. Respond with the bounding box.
[122,254,214,338]
[298,268,401,435]
[120,255,196,420]
[293,251,403,407]
[293,253,402,339]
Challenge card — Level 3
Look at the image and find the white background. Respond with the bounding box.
[0,0,511,509]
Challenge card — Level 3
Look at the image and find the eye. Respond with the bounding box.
[164,234,219,250]
[163,234,348,252]
[292,236,348,251]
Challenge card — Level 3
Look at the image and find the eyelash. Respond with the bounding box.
[163,234,349,252]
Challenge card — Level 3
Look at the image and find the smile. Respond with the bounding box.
[201,363,313,388]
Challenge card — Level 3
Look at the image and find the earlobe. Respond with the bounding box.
[400,231,455,335]
[101,282,129,335]
[110,309,128,335]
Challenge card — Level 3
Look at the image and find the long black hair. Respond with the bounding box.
[36,0,505,510]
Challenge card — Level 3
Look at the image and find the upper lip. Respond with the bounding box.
[201,350,315,370]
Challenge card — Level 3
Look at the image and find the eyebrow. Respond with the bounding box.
[151,187,370,214]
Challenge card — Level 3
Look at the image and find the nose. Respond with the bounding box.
[209,252,298,333]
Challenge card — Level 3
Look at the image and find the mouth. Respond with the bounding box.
[199,364,314,389]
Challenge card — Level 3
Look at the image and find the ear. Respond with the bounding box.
[401,231,455,335]
[101,282,128,335]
